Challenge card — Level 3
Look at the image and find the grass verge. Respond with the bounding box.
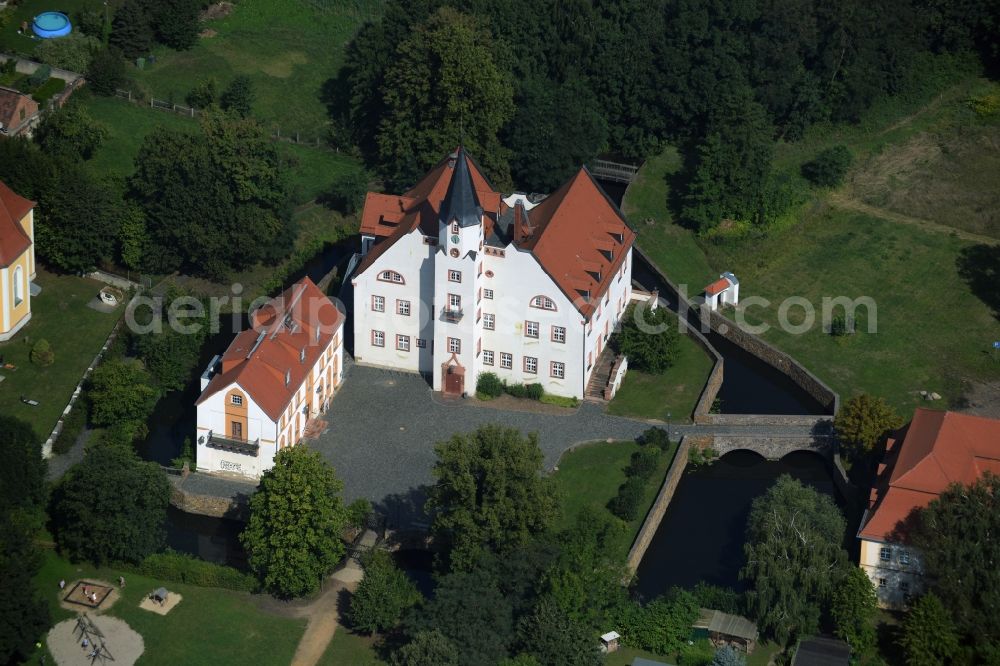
[0,269,123,439]
[607,332,714,421]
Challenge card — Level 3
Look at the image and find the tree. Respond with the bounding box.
[35,102,108,161]
[151,0,201,51]
[50,445,170,564]
[426,425,558,572]
[186,78,218,109]
[914,473,1000,658]
[348,550,421,634]
[87,358,159,430]
[834,394,903,461]
[220,76,255,118]
[377,7,515,189]
[240,446,348,598]
[393,630,460,666]
[802,146,853,187]
[506,75,608,192]
[130,290,208,391]
[118,201,149,270]
[128,111,292,278]
[110,0,154,59]
[404,567,515,666]
[321,170,369,215]
[899,593,960,666]
[740,475,847,643]
[0,415,47,520]
[831,565,877,654]
[613,303,681,374]
[712,645,746,666]
[617,590,700,655]
[518,596,603,666]
[86,46,128,96]
[29,339,54,367]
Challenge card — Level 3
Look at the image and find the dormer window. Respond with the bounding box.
[285,370,291,386]
[300,348,306,363]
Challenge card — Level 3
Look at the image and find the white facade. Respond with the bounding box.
[704,272,739,312]
[352,161,634,399]
[859,538,924,609]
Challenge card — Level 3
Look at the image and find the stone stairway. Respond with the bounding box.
[585,349,617,401]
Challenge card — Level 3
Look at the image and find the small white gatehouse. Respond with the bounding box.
[704,272,739,311]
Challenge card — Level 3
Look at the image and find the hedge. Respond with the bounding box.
[477,371,504,398]
[125,550,258,592]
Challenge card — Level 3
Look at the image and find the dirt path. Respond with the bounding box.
[827,191,999,245]
[289,574,359,666]
[879,89,949,136]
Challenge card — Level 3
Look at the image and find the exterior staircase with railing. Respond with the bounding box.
[585,347,618,401]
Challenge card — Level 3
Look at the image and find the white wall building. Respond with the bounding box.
[194,277,344,478]
[352,148,636,399]
[703,272,739,311]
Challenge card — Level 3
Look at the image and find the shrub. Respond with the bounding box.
[625,448,660,480]
[185,78,218,108]
[130,550,258,592]
[53,400,87,455]
[640,427,671,451]
[801,145,853,187]
[679,638,716,665]
[525,383,544,400]
[504,382,527,398]
[608,476,646,521]
[35,34,102,73]
[477,372,504,398]
[31,78,66,105]
[171,436,194,469]
[30,339,55,367]
[688,447,718,467]
[321,170,369,215]
[347,498,373,529]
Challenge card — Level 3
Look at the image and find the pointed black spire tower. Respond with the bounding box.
[439,146,483,229]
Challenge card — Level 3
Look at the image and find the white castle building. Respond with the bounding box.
[351,148,636,399]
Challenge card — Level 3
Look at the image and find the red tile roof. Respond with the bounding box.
[705,277,731,296]
[0,180,33,268]
[355,153,635,319]
[0,87,38,136]
[195,278,343,421]
[859,409,1000,542]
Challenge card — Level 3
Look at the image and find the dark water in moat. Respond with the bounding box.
[634,450,842,599]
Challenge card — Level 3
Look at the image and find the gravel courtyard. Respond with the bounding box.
[312,364,654,526]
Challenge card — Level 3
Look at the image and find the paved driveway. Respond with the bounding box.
[313,364,654,527]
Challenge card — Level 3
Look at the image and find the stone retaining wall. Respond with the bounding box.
[707,309,839,414]
[169,480,250,522]
[626,437,692,573]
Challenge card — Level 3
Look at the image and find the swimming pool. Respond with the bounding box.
[32,12,72,39]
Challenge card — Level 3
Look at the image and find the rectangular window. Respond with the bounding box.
[878,578,887,588]
[449,293,462,309]
[550,361,565,379]
[484,313,495,330]
[231,395,243,406]
[371,295,385,312]
[879,547,891,562]
[448,269,462,283]
[552,326,566,343]
[396,334,410,351]
[372,330,385,347]
[396,299,411,316]
[524,356,538,373]
[484,288,494,299]
[900,581,910,592]
[416,338,427,349]
[525,320,539,338]
[500,352,513,369]
[899,551,910,565]
[483,350,494,365]
[448,337,461,354]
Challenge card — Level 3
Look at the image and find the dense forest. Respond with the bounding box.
[335,0,999,230]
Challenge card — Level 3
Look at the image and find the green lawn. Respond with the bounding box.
[607,332,714,422]
[318,627,387,665]
[552,439,679,557]
[0,269,123,439]
[129,0,381,138]
[0,0,106,57]
[26,549,305,665]
[80,95,363,202]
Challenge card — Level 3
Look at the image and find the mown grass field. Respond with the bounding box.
[607,331,714,422]
[129,0,381,138]
[27,549,305,665]
[0,270,123,439]
[552,439,679,557]
[624,70,1000,414]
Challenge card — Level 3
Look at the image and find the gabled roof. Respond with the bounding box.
[354,149,500,277]
[518,167,635,318]
[195,278,343,421]
[0,180,33,268]
[704,278,731,296]
[859,409,1000,542]
[0,87,38,134]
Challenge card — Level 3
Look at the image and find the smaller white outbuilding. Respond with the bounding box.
[704,272,739,311]
[600,631,621,653]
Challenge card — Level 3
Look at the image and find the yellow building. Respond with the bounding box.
[0,181,36,341]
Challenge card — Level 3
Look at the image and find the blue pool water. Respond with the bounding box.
[33,12,72,39]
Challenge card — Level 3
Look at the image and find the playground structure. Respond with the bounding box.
[74,614,115,664]
[64,581,114,609]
